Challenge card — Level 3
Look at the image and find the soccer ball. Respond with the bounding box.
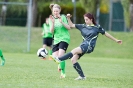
[37,48,48,58]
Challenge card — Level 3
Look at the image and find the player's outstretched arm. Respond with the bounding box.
[66,14,75,28]
[104,32,122,44]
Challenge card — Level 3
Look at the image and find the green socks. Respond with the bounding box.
[0,49,5,66]
[49,50,52,55]
[59,61,66,77]
[48,50,52,60]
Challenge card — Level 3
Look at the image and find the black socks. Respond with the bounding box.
[73,62,85,77]
[59,52,73,61]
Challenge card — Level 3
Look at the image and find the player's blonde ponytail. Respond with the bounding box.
[49,4,54,11]
[49,3,61,11]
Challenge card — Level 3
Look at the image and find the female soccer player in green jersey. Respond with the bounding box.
[0,49,5,66]
[42,18,53,60]
[49,4,71,78]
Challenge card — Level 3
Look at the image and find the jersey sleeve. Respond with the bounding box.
[75,24,83,31]
[98,25,105,35]
[61,15,68,24]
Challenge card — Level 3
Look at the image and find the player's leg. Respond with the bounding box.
[52,44,59,58]
[47,38,53,60]
[58,49,66,78]
[71,43,93,80]
[52,41,93,62]
[52,48,65,78]
[0,49,5,66]
[58,64,61,72]
[71,54,86,80]
[51,47,82,62]
[42,38,47,48]
[52,43,62,76]
[48,46,52,60]
[50,46,86,80]
[42,38,48,60]
[52,49,59,71]
[58,42,69,78]
[48,47,52,55]
[62,47,82,60]
[60,61,66,78]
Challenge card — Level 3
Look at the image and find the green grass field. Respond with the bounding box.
[0,26,133,88]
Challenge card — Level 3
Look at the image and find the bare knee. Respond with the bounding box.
[71,47,82,55]
[71,55,79,64]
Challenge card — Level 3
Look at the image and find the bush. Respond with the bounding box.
[3,2,85,27]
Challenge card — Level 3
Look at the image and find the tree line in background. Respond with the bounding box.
[0,0,133,31]
[121,0,133,31]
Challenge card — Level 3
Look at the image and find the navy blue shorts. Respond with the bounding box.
[78,41,94,58]
[52,41,69,53]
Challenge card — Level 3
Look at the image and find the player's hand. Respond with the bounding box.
[116,40,122,44]
[66,14,72,18]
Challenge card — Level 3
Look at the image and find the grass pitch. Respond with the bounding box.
[0,53,133,88]
[0,26,133,88]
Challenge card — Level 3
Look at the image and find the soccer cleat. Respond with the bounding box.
[49,55,61,64]
[74,76,86,80]
[60,74,66,78]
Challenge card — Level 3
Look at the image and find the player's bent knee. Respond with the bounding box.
[71,59,77,64]
[71,55,79,64]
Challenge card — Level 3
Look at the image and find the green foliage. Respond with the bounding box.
[5,10,27,26]
[38,2,86,25]
[37,2,51,25]
[75,6,86,23]
[0,0,27,26]
[79,0,98,14]
[61,3,85,23]
[0,0,85,26]
[100,0,109,14]
[6,0,27,15]
[79,0,110,14]
[121,0,130,28]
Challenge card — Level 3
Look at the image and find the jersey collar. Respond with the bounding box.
[87,24,94,26]
[52,15,59,19]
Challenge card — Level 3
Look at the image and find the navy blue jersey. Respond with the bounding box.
[75,24,105,48]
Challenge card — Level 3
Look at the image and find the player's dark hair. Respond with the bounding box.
[84,13,96,25]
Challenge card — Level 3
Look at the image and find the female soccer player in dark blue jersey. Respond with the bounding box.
[50,13,122,80]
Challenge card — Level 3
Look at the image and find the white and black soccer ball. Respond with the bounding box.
[37,48,48,58]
